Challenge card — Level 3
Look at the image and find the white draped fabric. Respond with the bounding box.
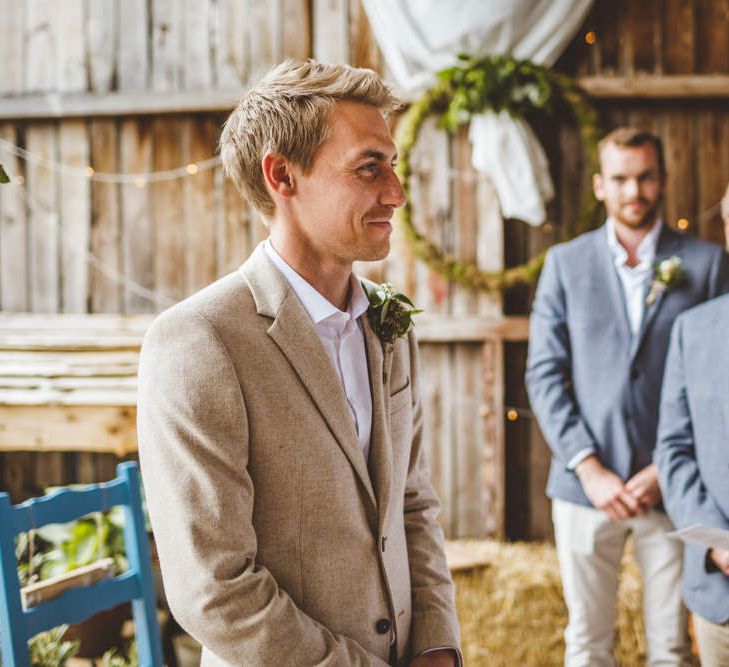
[362,0,594,225]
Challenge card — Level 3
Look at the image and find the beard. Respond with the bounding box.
[615,196,662,229]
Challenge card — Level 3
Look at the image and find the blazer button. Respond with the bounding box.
[376,618,391,634]
[630,368,640,380]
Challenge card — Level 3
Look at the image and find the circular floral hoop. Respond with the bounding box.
[395,54,601,293]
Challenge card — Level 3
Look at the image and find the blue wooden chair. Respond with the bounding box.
[0,461,163,666]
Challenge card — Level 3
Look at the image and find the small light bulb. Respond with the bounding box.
[585,31,596,45]
[676,218,690,231]
[506,409,518,422]
[186,163,199,175]
[84,166,95,177]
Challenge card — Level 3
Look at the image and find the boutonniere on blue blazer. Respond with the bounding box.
[365,282,422,345]
[646,256,684,305]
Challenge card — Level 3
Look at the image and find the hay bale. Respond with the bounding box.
[451,539,649,666]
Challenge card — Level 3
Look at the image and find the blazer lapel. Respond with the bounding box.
[240,245,376,509]
[362,315,392,530]
[630,225,681,362]
[598,227,632,345]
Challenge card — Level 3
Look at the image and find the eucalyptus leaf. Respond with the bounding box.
[0,164,10,184]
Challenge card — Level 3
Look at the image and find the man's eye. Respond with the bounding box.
[358,164,379,176]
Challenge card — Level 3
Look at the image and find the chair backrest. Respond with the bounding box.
[0,462,163,667]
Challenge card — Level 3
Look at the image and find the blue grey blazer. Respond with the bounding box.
[526,223,729,508]
[655,293,729,624]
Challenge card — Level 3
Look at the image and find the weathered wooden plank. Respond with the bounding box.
[87,0,116,93]
[475,174,503,318]
[313,0,349,64]
[119,119,154,313]
[152,0,183,91]
[89,119,122,312]
[481,339,504,538]
[696,0,729,73]
[0,312,152,333]
[56,0,86,93]
[451,127,478,316]
[0,124,29,311]
[349,0,379,70]
[26,124,60,313]
[213,0,249,89]
[153,118,185,302]
[696,110,729,245]
[0,350,139,377]
[183,0,213,89]
[0,91,243,121]
[410,118,450,314]
[282,0,311,61]
[25,0,56,93]
[627,0,658,74]
[577,75,729,98]
[454,344,485,537]
[662,109,695,230]
[590,0,621,75]
[184,117,216,294]
[249,0,281,81]
[59,120,91,313]
[0,405,137,456]
[663,0,695,75]
[420,343,454,537]
[220,170,253,274]
[0,0,25,96]
[118,0,149,90]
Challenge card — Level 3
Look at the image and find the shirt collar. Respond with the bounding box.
[606,217,663,268]
[264,239,369,325]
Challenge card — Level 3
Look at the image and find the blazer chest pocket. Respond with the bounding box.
[389,379,411,415]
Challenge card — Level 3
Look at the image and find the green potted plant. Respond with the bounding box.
[0,626,80,667]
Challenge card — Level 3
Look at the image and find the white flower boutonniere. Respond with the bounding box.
[646,256,684,305]
[366,282,422,345]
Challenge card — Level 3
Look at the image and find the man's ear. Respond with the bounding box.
[262,153,296,198]
[593,172,605,201]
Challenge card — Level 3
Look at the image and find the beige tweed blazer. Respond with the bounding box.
[137,244,460,666]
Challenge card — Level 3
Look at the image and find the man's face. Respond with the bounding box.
[288,101,405,266]
[593,142,665,230]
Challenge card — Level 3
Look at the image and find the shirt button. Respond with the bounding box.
[376,618,391,634]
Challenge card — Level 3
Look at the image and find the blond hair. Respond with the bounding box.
[598,127,666,175]
[220,59,400,217]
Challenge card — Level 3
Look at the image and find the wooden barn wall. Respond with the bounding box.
[1,0,727,541]
[0,0,505,540]
[506,0,729,541]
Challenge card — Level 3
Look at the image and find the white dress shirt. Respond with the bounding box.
[606,216,663,335]
[264,240,373,461]
[567,217,662,471]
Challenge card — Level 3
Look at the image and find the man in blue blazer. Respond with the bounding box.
[526,127,729,666]
[655,293,729,666]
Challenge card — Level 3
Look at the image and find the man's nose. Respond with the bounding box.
[381,168,406,208]
[623,178,640,198]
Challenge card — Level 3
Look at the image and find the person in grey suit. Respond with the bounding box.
[526,126,729,666]
[655,293,729,666]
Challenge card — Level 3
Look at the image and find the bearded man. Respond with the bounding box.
[526,127,729,666]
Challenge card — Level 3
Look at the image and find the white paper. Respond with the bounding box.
[667,525,729,551]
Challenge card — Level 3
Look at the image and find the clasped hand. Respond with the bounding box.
[575,456,661,520]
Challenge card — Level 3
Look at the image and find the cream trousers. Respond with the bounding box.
[552,498,691,667]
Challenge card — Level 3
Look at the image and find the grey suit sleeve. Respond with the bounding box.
[402,332,462,662]
[137,309,388,666]
[525,249,598,467]
[654,317,729,532]
[707,246,729,298]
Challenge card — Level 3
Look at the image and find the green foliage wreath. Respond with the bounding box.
[395,54,601,292]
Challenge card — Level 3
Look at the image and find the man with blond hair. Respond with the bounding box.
[526,127,729,666]
[137,60,461,666]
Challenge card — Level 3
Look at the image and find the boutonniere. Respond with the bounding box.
[366,282,422,345]
[646,256,684,305]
